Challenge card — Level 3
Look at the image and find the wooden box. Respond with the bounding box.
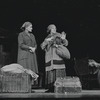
[54,77,82,94]
[0,72,31,93]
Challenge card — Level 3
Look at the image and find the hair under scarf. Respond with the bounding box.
[47,24,56,32]
[21,21,32,30]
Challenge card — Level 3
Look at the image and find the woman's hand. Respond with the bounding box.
[61,31,66,39]
[54,44,59,48]
[29,47,36,53]
[25,69,39,80]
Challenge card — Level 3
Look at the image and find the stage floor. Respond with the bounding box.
[0,90,100,99]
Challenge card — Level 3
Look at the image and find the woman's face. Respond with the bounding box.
[50,27,56,33]
[26,25,33,32]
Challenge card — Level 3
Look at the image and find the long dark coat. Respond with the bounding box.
[17,31,38,73]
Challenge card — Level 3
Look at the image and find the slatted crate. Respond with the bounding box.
[54,77,82,94]
[0,72,32,93]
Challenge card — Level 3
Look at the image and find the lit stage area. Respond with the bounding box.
[0,58,100,99]
[0,90,100,99]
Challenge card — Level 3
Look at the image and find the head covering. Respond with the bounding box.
[21,21,32,30]
[47,24,56,32]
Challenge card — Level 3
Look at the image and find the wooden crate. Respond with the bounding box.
[54,77,82,94]
[0,72,31,93]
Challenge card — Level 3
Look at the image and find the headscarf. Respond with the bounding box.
[21,21,32,30]
[47,24,56,32]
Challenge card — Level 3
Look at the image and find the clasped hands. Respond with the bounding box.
[29,47,36,53]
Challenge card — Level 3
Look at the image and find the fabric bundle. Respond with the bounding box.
[1,63,39,80]
[56,45,70,59]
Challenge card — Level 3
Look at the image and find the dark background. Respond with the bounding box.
[0,0,100,76]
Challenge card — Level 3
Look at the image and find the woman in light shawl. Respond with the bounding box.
[41,24,70,91]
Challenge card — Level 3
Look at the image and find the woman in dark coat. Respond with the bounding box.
[17,22,38,74]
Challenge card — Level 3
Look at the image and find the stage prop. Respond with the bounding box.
[89,59,100,87]
[54,77,82,94]
[74,58,100,89]
[0,72,31,93]
[0,64,39,93]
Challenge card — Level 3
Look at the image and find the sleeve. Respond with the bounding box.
[41,34,54,50]
[62,39,68,46]
[18,33,30,50]
[33,35,37,49]
[41,39,49,50]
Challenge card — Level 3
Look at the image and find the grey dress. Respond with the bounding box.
[17,31,38,74]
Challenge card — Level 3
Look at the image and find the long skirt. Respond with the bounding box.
[18,53,38,86]
[18,53,38,74]
[45,68,66,89]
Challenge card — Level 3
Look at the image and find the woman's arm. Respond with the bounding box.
[62,39,68,46]
[61,32,68,46]
[41,39,49,50]
[18,33,30,50]
[33,35,37,49]
[29,35,37,53]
